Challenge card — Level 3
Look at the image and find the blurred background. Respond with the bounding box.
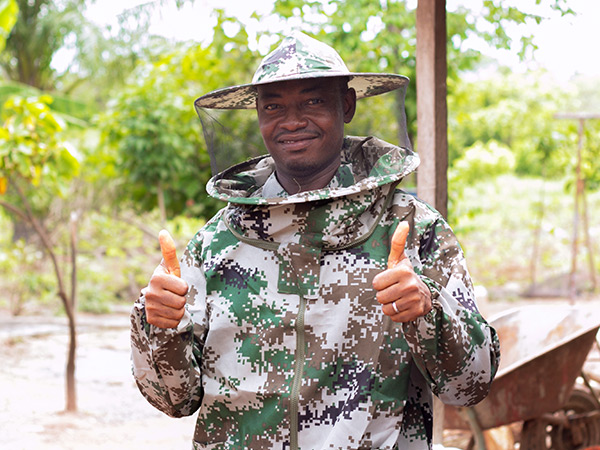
[0,0,599,448]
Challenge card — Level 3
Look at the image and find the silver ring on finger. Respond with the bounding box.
[392,300,400,314]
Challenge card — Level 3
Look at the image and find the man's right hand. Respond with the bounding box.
[143,230,188,329]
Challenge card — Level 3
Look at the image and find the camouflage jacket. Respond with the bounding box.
[131,136,500,450]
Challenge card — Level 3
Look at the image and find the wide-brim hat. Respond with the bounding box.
[194,31,409,110]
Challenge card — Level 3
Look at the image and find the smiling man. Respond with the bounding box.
[130,32,500,450]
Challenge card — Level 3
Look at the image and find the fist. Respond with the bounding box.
[372,222,432,322]
[143,230,188,329]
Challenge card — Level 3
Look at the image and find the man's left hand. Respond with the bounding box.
[372,222,432,322]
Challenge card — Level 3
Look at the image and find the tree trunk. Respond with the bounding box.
[65,212,79,412]
[10,178,79,412]
[65,306,77,412]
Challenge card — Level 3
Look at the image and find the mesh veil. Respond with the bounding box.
[195,83,413,177]
[196,106,266,176]
[389,84,412,152]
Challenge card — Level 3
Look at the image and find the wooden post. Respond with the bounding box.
[416,0,448,444]
[416,0,448,219]
[568,119,584,302]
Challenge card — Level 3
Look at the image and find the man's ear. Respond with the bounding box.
[344,88,357,124]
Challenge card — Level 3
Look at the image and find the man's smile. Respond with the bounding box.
[276,134,319,150]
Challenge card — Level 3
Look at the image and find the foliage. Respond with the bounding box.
[0,0,17,52]
[568,74,600,113]
[102,57,200,216]
[100,47,214,220]
[450,140,515,186]
[555,119,600,195]
[0,0,174,116]
[0,207,207,315]
[581,122,600,192]
[448,71,570,177]
[62,4,176,105]
[0,236,55,315]
[0,0,99,123]
[0,95,79,196]
[100,11,263,220]
[1,0,87,90]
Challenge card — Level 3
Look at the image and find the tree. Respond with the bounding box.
[1,0,89,90]
[100,46,213,223]
[0,95,81,411]
[101,10,263,221]
[0,0,177,117]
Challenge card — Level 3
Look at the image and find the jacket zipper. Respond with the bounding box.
[290,294,307,450]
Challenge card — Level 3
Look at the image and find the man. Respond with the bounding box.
[131,32,500,449]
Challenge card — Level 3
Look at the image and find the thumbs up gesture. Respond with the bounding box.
[143,230,188,329]
[372,222,432,323]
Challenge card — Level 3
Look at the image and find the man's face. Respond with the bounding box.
[256,77,356,185]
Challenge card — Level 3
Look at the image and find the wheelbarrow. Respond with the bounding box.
[444,304,600,449]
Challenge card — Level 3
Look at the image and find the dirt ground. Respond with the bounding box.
[0,308,196,450]
[1,296,598,450]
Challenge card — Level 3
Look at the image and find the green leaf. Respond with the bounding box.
[0,0,17,52]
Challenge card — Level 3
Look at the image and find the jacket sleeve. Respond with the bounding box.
[130,243,208,418]
[401,210,501,407]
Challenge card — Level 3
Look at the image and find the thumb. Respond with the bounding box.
[387,221,409,269]
[158,229,181,278]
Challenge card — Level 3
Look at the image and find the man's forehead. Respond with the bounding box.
[257,77,343,97]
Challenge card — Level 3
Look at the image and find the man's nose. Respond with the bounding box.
[280,106,308,130]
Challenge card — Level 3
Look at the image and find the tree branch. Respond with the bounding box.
[0,199,28,222]
[10,177,69,307]
[117,212,159,240]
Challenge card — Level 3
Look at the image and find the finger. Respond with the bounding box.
[146,309,185,328]
[145,292,186,329]
[373,260,414,293]
[387,221,409,269]
[382,298,427,323]
[148,318,181,329]
[146,289,187,309]
[382,298,410,317]
[149,269,188,296]
[146,302,186,321]
[159,229,180,278]
[388,309,420,323]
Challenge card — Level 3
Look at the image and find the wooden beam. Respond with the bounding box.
[416,1,448,444]
[416,0,448,219]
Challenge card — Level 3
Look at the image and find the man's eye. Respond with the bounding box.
[307,98,324,105]
[264,104,279,111]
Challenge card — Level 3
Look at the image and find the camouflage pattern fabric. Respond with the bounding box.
[130,136,501,449]
[194,32,409,110]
